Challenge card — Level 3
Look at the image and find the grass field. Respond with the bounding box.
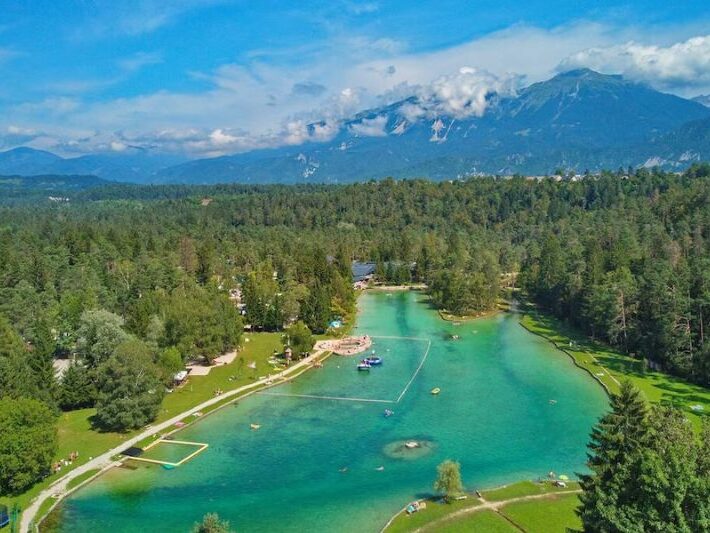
[384,481,582,533]
[65,469,101,492]
[435,509,516,532]
[383,496,484,533]
[520,311,710,431]
[482,480,579,502]
[0,332,286,525]
[502,493,582,533]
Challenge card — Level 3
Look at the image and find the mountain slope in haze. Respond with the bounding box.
[0,147,64,175]
[158,69,710,183]
[0,148,185,183]
[0,173,108,191]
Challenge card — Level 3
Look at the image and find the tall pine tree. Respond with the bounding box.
[578,381,649,531]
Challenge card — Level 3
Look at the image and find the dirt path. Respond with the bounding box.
[20,349,326,533]
[411,490,582,533]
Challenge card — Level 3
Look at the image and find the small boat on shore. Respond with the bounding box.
[364,356,382,365]
[431,387,441,395]
[357,362,371,371]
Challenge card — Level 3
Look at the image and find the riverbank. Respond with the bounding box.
[520,309,710,431]
[14,334,334,533]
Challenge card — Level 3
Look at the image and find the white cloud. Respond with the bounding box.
[558,35,710,93]
[344,1,379,15]
[349,115,388,137]
[408,67,519,119]
[110,141,128,152]
[118,51,163,72]
[70,0,230,39]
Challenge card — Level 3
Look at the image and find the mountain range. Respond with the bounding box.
[2,69,709,184]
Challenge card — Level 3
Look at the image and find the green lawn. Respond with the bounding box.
[520,312,710,431]
[501,493,582,533]
[383,496,484,533]
[0,332,288,526]
[435,509,517,533]
[384,483,583,533]
[384,481,580,532]
[482,480,579,502]
[65,469,101,492]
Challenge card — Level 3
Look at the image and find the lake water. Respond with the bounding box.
[56,291,608,532]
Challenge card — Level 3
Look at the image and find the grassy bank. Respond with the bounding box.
[383,481,581,533]
[520,310,710,430]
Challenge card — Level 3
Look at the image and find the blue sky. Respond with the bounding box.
[1,0,708,157]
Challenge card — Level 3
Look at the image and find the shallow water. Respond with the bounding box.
[58,291,608,532]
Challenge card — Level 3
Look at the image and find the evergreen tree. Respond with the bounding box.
[302,283,331,334]
[578,381,649,531]
[631,406,698,531]
[0,315,41,401]
[59,362,96,410]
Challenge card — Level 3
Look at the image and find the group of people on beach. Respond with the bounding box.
[52,451,79,473]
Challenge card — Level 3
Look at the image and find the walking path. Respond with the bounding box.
[20,349,327,533]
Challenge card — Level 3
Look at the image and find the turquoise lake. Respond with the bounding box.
[57,291,608,532]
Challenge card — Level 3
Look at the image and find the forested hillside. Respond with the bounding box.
[2,164,710,495]
[2,165,710,392]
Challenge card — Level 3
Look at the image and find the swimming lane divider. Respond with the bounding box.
[258,392,396,404]
[394,339,431,403]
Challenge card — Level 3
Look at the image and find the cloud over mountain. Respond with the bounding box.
[405,67,519,119]
[559,35,710,94]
